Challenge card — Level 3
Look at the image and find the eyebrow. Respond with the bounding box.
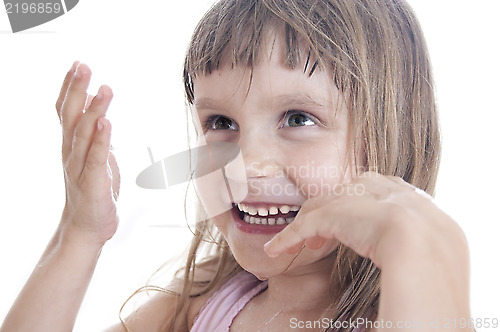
[194,98,226,111]
[195,93,327,111]
[271,93,326,110]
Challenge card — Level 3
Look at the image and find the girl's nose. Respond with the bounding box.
[238,129,283,179]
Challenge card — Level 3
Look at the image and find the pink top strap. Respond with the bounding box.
[191,271,268,332]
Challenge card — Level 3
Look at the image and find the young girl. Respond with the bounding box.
[0,0,472,331]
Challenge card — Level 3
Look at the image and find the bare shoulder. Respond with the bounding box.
[102,263,236,332]
[102,289,182,332]
[186,262,239,328]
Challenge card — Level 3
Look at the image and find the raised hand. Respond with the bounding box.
[0,62,121,332]
[264,172,465,266]
[55,61,120,246]
[264,171,471,327]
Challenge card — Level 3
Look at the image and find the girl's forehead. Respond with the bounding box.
[192,58,332,106]
[191,23,321,79]
[193,31,329,94]
[190,28,347,123]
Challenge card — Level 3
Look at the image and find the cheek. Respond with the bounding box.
[193,143,248,220]
[286,152,349,199]
[211,212,229,235]
[194,171,232,219]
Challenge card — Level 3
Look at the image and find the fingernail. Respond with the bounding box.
[75,64,83,78]
[264,241,278,258]
[70,61,79,73]
[95,86,103,100]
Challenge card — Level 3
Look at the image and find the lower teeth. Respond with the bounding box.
[243,214,294,225]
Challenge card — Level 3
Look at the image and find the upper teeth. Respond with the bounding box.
[237,203,300,216]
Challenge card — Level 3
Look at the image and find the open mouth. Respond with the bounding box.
[234,203,301,225]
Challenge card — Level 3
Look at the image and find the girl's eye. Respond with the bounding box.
[283,111,316,127]
[205,115,239,131]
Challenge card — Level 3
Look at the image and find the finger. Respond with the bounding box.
[55,61,79,121]
[353,171,399,201]
[304,235,327,249]
[264,173,398,258]
[299,194,331,212]
[81,117,112,187]
[264,210,331,257]
[108,151,120,201]
[264,197,373,258]
[285,242,305,255]
[68,85,113,177]
[61,63,92,159]
[386,175,428,195]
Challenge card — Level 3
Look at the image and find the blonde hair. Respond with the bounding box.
[162,0,440,330]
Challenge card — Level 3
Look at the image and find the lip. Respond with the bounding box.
[236,201,302,210]
[231,205,289,234]
[238,194,304,207]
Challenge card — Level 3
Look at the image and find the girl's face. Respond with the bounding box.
[193,41,354,280]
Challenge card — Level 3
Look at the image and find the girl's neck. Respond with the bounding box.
[231,254,337,331]
[264,253,336,312]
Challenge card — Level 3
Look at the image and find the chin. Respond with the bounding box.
[236,247,337,281]
[211,203,338,280]
[212,211,292,278]
[234,249,299,281]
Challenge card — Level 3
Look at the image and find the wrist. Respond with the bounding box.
[56,219,107,257]
[58,207,114,251]
[376,215,472,324]
[375,211,469,270]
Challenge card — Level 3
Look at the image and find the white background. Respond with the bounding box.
[0,0,499,331]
